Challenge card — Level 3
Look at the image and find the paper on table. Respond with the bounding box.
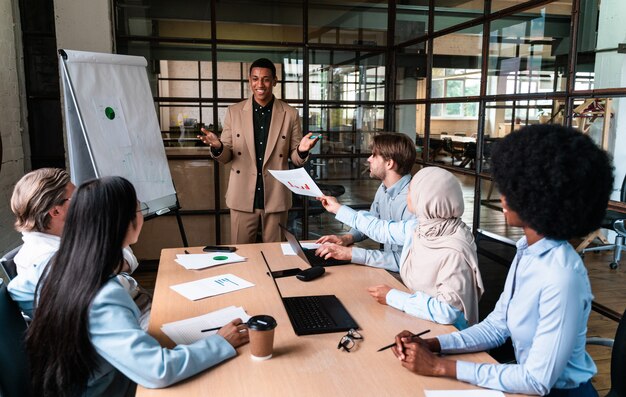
[170,274,254,301]
[281,242,320,255]
[425,390,505,397]
[268,167,324,197]
[175,253,246,270]
[161,306,251,345]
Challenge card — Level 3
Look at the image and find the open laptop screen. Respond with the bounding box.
[279,224,311,266]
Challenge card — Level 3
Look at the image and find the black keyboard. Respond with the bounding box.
[303,249,350,267]
[282,295,358,336]
[283,296,335,331]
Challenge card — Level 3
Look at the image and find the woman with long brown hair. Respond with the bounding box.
[26,176,248,396]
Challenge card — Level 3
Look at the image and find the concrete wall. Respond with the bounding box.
[0,0,26,256]
[53,0,112,53]
[0,0,114,256]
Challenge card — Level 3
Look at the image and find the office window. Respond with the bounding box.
[309,50,385,103]
[215,0,303,42]
[431,69,480,118]
[111,0,626,246]
[395,42,428,101]
[487,3,571,96]
[115,0,211,39]
[395,2,428,45]
[432,27,482,115]
[308,0,388,46]
[434,0,484,32]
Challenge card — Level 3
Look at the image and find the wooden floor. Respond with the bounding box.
[134,173,624,395]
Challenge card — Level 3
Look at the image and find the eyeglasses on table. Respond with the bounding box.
[337,328,363,352]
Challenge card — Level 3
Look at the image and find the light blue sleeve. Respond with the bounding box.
[347,228,366,243]
[436,302,511,354]
[7,255,51,318]
[386,289,467,329]
[89,281,236,389]
[444,268,587,395]
[336,206,416,246]
[352,248,401,272]
[348,187,382,243]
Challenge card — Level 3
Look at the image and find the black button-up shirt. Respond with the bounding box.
[252,97,274,209]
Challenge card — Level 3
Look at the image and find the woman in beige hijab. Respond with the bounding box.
[319,167,483,329]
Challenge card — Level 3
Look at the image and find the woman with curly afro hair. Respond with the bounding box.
[389,124,613,397]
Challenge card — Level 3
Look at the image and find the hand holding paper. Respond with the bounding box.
[317,195,341,214]
[268,168,324,197]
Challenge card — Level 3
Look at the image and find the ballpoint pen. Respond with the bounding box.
[202,320,249,333]
[377,329,430,352]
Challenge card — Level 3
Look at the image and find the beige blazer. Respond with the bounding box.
[213,97,308,213]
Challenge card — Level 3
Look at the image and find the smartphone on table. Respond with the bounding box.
[270,268,302,278]
[203,245,237,252]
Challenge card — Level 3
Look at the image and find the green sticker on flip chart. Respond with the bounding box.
[213,255,228,260]
[105,107,116,120]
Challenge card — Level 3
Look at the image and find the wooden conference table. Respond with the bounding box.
[137,243,522,397]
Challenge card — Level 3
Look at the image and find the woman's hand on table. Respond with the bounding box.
[391,330,454,378]
[217,318,249,348]
[368,284,392,305]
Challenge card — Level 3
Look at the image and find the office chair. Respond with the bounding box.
[458,142,476,169]
[0,244,22,283]
[582,175,626,269]
[441,137,464,165]
[0,283,33,397]
[587,306,626,397]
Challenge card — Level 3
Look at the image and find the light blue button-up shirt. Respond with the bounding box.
[336,205,468,329]
[85,277,235,395]
[349,174,414,271]
[437,237,596,395]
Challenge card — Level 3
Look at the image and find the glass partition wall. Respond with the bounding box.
[115,0,626,251]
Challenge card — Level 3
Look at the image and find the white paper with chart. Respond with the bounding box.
[268,167,324,197]
[170,274,254,300]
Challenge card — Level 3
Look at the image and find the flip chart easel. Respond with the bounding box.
[59,49,188,246]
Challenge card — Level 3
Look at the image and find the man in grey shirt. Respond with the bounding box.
[316,133,416,272]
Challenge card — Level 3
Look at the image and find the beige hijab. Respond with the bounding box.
[400,167,484,325]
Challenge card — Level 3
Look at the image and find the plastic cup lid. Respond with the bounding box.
[247,315,277,331]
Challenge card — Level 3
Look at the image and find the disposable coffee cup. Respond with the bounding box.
[248,315,277,361]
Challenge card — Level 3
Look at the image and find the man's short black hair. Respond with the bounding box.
[250,58,277,78]
[491,124,613,240]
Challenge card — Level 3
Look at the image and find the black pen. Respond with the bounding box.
[202,321,248,333]
[377,329,430,352]
[201,326,220,333]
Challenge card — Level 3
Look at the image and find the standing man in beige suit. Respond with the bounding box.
[199,58,319,243]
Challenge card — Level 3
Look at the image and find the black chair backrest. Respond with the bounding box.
[607,307,626,397]
[442,137,455,152]
[0,244,22,282]
[0,283,32,397]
